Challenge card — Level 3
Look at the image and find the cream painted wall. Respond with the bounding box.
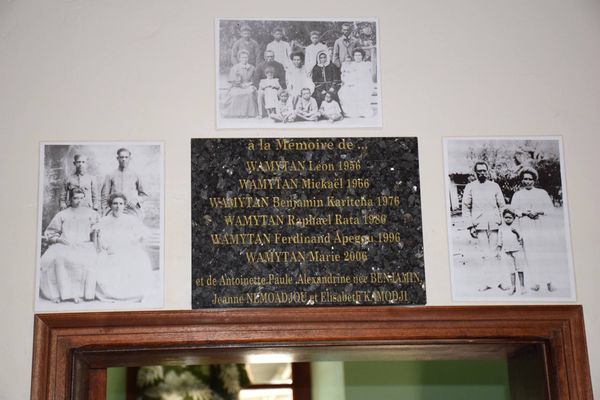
[1,0,599,398]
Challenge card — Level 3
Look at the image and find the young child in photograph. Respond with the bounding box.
[270,89,295,123]
[258,66,281,118]
[496,208,528,295]
[318,92,343,122]
[294,88,319,121]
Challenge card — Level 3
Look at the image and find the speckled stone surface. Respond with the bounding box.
[191,138,425,308]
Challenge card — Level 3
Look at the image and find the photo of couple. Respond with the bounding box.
[35,143,164,311]
[216,18,381,128]
[444,137,575,301]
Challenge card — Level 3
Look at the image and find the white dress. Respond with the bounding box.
[286,67,315,99]
[259,78,281,109]
[338,61,374,118]
[39,207,99,301]
[511,187,555,282]
[511,187,554,240]
[95,213,152,301]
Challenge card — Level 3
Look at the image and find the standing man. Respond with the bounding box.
[303,30,328,76]
[101,148,147,219]
[462,161,509,291]
[511,168,556,292]
[254,50,287,118]
[332,23,355,68]
[230,24,261,66]
[59,154,99,211]
[266,27,292,70]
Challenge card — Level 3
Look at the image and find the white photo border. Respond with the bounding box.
[215,17,383,129]
[443,136,576,302]
[34,141,165,312]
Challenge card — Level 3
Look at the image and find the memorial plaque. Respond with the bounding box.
[191,138,425,308]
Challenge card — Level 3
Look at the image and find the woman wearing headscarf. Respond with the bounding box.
[311,50,341,108]
[223,49,258,118]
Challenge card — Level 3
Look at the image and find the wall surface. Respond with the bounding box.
[1,0,599,398]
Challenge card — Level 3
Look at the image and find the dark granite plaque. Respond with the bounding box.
[191,138,425,308]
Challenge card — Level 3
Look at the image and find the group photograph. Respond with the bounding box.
[216,18,382,129]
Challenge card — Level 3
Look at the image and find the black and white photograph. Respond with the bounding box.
[35,142,164,311]
[216,18,382,129]
[444,137,575,301]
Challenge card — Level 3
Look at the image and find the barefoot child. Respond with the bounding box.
[270,89,295,123]
[496,208,528,295]
[294,88,319,121]
[318,92,343,122]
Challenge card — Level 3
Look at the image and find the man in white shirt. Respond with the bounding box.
[266,27,292,70]
[303,31,328,76]
[101,148,148,219]
[462,161,509,291]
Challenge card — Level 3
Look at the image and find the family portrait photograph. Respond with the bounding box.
[35,142,164,311]
[443,137,575,301]
[216,18,382,129]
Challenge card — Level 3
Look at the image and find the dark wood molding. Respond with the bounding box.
[125,368,137,400]
[86,369,106,400]
[30,305,593,399]
[292,362,312,400]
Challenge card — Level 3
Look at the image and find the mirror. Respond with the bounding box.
[107,359,513,400]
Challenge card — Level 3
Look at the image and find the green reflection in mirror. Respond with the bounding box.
[108,360,509,400]
[343,360,509,400]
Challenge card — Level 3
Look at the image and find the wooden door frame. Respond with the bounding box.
[30,305,593,399]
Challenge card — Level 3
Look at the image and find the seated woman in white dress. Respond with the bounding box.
[39,188,99,303]
[338,48,374,118]
[95,193,153,302]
